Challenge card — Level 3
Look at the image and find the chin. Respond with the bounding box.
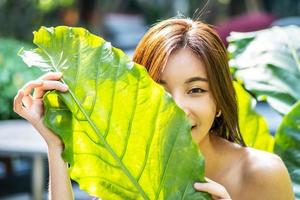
[191,126,208,144]
[191,127,202,143]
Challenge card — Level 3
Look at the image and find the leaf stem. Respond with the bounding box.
[64,88,150,200]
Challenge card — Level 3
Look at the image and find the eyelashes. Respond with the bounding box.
[187,87,207,94]
[159,84,207,96]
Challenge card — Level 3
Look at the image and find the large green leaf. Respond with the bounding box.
[19,26,211,200]
[228,26,300,115]
[234,82,274,152]
[274,101,300,199]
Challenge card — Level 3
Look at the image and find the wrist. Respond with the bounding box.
[32,120,64,149]
[45,134,64,150]
[30,117,45,129]
[47,144,65,158]
[47,143,64,152]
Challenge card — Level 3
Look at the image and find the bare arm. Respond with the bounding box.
[48,146,73,199]
[14,72,74,200]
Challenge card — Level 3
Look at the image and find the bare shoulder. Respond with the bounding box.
[240,147,294,200]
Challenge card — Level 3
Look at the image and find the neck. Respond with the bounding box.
[198,133,224,179]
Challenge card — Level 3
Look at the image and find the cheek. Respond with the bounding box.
[199,104,216,127]
[191,95,217,141]
[194,95,216,123]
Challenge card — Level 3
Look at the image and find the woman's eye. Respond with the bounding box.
[188,88,206,94]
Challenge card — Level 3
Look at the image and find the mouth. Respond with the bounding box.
[191,125,197,130]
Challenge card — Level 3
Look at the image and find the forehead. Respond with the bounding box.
[161,48,207,81]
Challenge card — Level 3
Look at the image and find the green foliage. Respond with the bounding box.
[274,101,300,197]
[234,82,274,152]
[228,26,300,198]
[19,26,211,200]
[228,26,300,115]
[0,38,42,120]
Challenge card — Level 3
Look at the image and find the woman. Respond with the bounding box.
[14,18,294,200]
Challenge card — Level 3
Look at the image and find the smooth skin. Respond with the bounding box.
[14,48,294,200]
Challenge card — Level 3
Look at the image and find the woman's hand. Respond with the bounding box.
[194,177,231,200]
[13,72,69,148]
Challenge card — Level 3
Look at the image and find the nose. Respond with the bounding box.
[172,94,191,116]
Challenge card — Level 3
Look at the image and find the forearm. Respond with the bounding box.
[13,72,73,199]
[48,146,74,200]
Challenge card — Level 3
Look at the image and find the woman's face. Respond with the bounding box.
[160,48,217,144]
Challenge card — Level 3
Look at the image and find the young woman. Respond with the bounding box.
[14,18,294,200]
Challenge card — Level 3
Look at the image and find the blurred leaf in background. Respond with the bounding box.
[228,26,300,115]
[274,101,300,198]
[0,0,77,120]
[228,25,300,198]
[234,82,274,152]
[0,38,42,120]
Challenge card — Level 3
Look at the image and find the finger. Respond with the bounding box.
[13,90,28,119]
[22,95,33,108]
[22,80,44,96]
[194,182,229,198]
[33,88,46,99]
[39,72,63,81]
[205,177,218,184]
[14,90,24,114]
[33,80,68,99]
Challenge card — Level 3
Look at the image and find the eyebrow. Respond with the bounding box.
[184,76,208,84]
[159,76,208,85]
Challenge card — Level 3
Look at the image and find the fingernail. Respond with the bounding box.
[64,84,69,91]
[194,183,201,189]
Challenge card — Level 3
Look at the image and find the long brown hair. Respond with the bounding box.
[133,18,245,146]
